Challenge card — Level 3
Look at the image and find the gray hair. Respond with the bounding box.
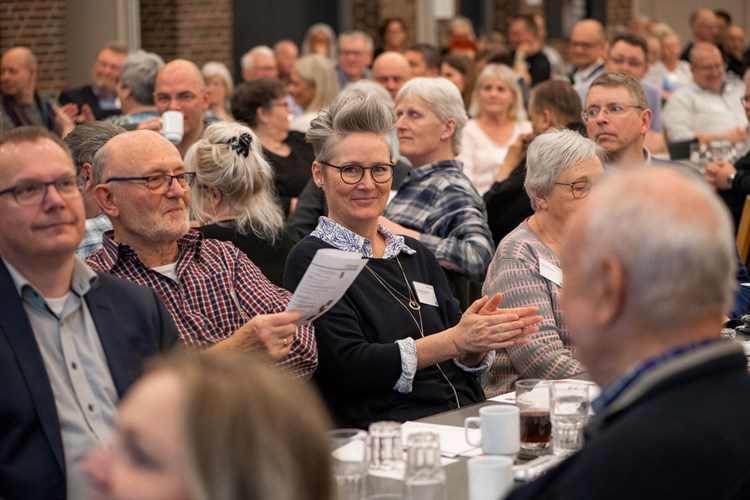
[338,30,374,54]
[184,122,284,243]
[469,63,527,120]
[340,79,394,114]
[588,71,648,110]
[580,168,737,327]
[241,45,274,72]
[524,128,603,210]
[120,50,164,105]
[64,121,125,174]
[396,77,468,156]
[201,61,234,95]
[305,89,394,163]
[293,54,340,113]
[301,23,337,59]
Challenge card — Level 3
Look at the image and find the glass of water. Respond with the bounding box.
[549,381,590,457]
[404,432,446,500]
[327,428,369,500]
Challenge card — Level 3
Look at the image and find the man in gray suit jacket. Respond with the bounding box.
[0,126,177,500]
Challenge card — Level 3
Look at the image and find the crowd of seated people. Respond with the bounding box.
[3,7,750,498]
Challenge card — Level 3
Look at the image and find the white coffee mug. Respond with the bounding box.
[464,405,520,456]
[467,456,514,500]
[161,110,184,145]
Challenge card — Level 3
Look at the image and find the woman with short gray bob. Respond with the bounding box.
[284,89,542,428]
[108,50,163,129]
[481,128,605,397]
[185,121,291,286]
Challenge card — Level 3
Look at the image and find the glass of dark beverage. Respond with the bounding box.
[515,379,552,459]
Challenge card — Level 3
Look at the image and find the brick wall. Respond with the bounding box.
[0,0,67,95]
[140,0,233,72]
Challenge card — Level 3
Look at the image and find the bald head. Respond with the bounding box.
[691,8,720,43]
[371,51,411,101]
[1,46,37,102]
[154,59,208,153]
[93,130,181,185]
[690,42,725,93]
[570,19,607,69]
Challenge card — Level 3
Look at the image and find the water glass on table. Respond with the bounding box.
[404,432,446,500]
[327,428,369,500]
[549,381,590,457]
[515,379,552,458]
[368,421,405,499]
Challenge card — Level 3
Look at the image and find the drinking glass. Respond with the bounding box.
[328,428,369,500]
[549,381,590,457]
[515,379,551,458]
[404,432,446,500]
[367,421,405,499]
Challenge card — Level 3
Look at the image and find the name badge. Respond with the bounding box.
[413,281,439,307]
[539,258,563,287]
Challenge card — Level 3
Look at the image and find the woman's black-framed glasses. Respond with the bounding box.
[319,161,394,185]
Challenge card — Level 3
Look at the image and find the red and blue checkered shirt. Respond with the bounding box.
[86,230,317,378]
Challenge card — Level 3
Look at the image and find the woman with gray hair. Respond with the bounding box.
[481,128,604,397]
[381,77,495,310]
[288,53,340,133]
[201,61,233,123]
[283,89,542,428]
[108,50,164,130]
[185,121,291,286]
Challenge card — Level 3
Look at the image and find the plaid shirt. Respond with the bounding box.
[383,159,494,280]
[86,230,317,378]
[75,214,113,260]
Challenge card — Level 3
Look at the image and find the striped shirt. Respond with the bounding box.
[86,230,317,377]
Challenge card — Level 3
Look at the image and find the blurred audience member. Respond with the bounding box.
[404,43,441,78]
[289,54,340,133]
[108,50,163,130]
[336,31,374,88]
[302,23,337,60]
[659,31,693,98]
[680,8,720,61]
[231,78,315,217]
[59,42,127,121]
[86,351,332,500]
[459,63,531,195]
[241,46,279,81]
[274,39,299,85]
[568,19,607,96]
[440,54,476,110]
[201,61,234,124]
[371,51,411,101]
[507,15,551,87]
[376,18,408,57]
[534,14,568,80]
[721,24,747,79]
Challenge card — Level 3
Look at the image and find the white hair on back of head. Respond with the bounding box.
[581,168,737,327]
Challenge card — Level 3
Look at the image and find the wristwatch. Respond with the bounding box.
[728,171,737,189]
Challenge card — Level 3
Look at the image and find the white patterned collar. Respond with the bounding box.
[311,216,416,259]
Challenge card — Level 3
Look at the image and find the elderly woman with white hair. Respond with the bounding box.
[201,61,234,123]
[284,89,542,428]
[185,121,292,286]
[481,128,604,397]
[380,77,495,309]
[288,54,340,133]
[458,63,532,195]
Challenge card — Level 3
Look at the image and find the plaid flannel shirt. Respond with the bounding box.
[86,230,317,378]
[383,159,494,280]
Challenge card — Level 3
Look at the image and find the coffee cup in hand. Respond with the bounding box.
[161,110,184,145]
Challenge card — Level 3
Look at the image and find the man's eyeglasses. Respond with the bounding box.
[105,173,197,194]
[319,161,394,185]
[0,176,81,206]
[154,92,197,106]
[555,181,593,199]
[581,103,644,122]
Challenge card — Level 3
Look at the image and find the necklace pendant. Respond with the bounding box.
[409,300,421,311]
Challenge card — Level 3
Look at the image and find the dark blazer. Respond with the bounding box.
[58,85,121,120]
[507,341,750,500]
[0,261,178,500]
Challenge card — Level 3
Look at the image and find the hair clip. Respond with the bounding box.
[228,133,251,157]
